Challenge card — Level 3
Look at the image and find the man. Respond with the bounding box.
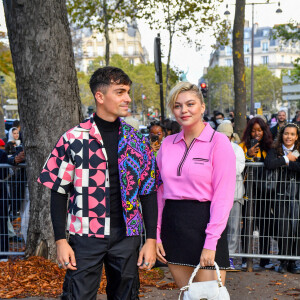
[38,67,157,299]
[270,110,287,140]
[212,111,224,129]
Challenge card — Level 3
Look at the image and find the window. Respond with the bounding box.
[87,46,93,57]
[226,59,233,67]
[96,33,103,42]
[263,29,269,37]
[129,59,134,65]
[245,57,250,67]
[128,46,134,55]
[281,55,284,63]
[244,43,250,53]
[244,31,250,39]
[97,46,104,57]
[262,42,269,52]
[118,46,124,55]
[117,32,124,41]
[99,60,104,66]
[225,46,232,56]
[262,56,269,65]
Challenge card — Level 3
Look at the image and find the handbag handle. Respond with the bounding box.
[188,262,223,287]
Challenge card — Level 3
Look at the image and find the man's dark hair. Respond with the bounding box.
[89,66,132,96]
[214,111,224,118]
[12,120,20,128]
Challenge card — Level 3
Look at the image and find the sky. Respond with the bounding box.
[1,1,300,85]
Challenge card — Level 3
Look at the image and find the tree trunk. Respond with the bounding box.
[3,0,83,260]
[165,30,173,108]
[104,0,110,66]
[233,0,247,139]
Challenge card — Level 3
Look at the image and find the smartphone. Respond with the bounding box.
[150,135,159,143]
[250,138,259,148]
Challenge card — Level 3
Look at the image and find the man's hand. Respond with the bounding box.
[14,151,25,164]
[137,238,156,270]
[56,239,77,270]
[200,248,216,267]
[156,242,167,264]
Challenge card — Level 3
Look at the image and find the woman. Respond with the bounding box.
[217,122,245,270]
[264,123,300,274]
[156,82,236,288]
[5,127,21,155]
[239,117,273,269]
[148,121,165,156]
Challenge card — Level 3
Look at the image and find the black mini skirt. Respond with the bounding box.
[161,200,230,270]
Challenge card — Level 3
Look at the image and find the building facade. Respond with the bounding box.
[209,24,300,78]
[73,21,149,72]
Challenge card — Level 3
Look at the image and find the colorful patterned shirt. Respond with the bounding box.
[38,115,156,238]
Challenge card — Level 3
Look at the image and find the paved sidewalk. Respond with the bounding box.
[8,266,300,300]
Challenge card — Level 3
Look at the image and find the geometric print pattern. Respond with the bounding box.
[38,114,156,238]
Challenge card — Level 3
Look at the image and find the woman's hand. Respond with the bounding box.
[150,141,160,152]
[287,152,297,162]
[247,143,259,157]
[156,242,167,264]
[200,248,216,267]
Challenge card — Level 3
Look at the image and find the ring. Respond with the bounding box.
[144,262,150,266]
[64,262,70,266]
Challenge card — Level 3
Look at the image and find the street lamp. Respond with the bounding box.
[224,2,282,115]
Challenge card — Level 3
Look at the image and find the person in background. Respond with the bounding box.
[12,120,23,144]
[5,127,21,155]
[212,111,224,129]
[156,82,235,288]
[239,117,274,269]
[0,139,5,150]
[264,123,300,274]
[217,122,245,271]
[270,110,287,140]
[148,121,165,156]
[0,149,26,262]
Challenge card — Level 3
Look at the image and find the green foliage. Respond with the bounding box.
[204,65,282,113]
[0,33,17,103]
[273,22,300,81]
[0,33,14,75]
[79,54,179,112]
[67,0,137,65]
[135,0,225,98]
[67,0,133,32]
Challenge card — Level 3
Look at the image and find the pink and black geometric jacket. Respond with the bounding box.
[38,115,157,238]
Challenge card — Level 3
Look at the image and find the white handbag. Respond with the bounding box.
[178,262,230,300]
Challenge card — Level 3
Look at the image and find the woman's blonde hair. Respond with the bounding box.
[167,82,204,112]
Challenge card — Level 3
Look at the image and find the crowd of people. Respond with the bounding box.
[0,120,26,262]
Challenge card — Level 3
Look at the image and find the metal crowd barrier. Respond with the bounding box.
[228,162,300,270]
[0,163,28,257]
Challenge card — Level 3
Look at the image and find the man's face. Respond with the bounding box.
[95,84,131,121]
[277,111,286,123]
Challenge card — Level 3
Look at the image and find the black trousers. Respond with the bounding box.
[61,227,141,300]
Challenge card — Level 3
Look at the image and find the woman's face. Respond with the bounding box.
[282,127,298,148]
[12,129,19,140]
[251,123,263,141]
[172,91,205,128]
[150,125,164,144]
